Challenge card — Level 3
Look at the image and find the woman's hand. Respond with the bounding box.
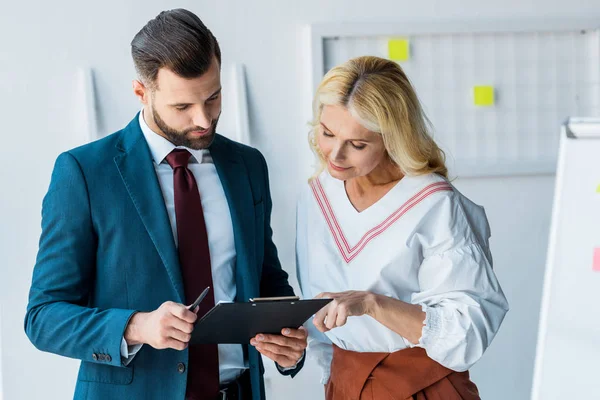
[313,291,379,332]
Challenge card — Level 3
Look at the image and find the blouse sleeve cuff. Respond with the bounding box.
[415,304,445,351]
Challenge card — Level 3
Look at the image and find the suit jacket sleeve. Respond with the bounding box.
[256,150,295,298]
[24,152,136,367]
[254,150,304,377]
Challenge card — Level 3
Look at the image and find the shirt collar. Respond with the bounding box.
[138,109,210,165]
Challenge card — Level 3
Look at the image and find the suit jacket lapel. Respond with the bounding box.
[210,135,258,300]
[114,115,185,303]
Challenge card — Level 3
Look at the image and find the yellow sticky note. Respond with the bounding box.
[388,39,410,61]
[596,184,600,193]
[474,86,495,106]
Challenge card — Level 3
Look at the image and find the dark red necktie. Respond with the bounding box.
[166,149,219,399]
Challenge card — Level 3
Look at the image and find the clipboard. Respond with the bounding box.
[190,298,331,344]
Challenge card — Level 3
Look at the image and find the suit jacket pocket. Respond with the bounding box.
[77,361,134,385]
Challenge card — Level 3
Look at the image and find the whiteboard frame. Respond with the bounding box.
[0,304,3,400]
[531,117,600,400]
[305,19,600,177]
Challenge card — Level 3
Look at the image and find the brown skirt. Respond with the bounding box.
[325,346,480,400]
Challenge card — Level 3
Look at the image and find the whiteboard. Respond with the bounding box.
[531,118,600,399]
[306,20,600,177]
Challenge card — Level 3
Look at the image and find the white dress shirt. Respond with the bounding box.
[296,170,509,384]
[120,111,246,384]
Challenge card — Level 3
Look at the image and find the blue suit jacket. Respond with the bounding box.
[25,115,302,400]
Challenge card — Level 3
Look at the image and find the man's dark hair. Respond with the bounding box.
[131,9,221,88]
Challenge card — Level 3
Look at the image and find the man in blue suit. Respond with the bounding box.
[25,9,306,400]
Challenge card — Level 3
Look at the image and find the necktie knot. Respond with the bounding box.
[165,149,192,169]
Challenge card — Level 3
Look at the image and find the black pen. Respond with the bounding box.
[188,286,210,311]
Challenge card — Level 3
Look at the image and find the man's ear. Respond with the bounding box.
[133,79,150,104]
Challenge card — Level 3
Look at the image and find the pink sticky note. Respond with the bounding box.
[594,248,600,272]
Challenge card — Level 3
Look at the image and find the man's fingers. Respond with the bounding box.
[255,347,295,368]
[183,304,199,314]
[254,341,301,360]
[252,334,304,351]
[165,338,188,351]
[281,327,308,340]
[169,303,198,324]
[168,327,192,344]
[154,335,188,351]
[169,315,194,334]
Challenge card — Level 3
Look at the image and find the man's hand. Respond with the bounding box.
[124,301,198,351]
[250,327,307,368]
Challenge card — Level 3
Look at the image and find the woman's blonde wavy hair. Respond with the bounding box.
[309,56,447,179]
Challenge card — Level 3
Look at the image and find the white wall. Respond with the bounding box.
[1,1,599,399]
[0,306,3,400]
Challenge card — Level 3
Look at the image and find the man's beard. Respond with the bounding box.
[152,105,220,150]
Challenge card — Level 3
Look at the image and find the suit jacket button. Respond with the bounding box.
[92,353,98,361]
[177,362,186,374]
[106,354,112,362]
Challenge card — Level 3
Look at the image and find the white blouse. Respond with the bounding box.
[296,171,509,384]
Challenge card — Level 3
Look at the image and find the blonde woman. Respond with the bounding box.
[296,56,509,399]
